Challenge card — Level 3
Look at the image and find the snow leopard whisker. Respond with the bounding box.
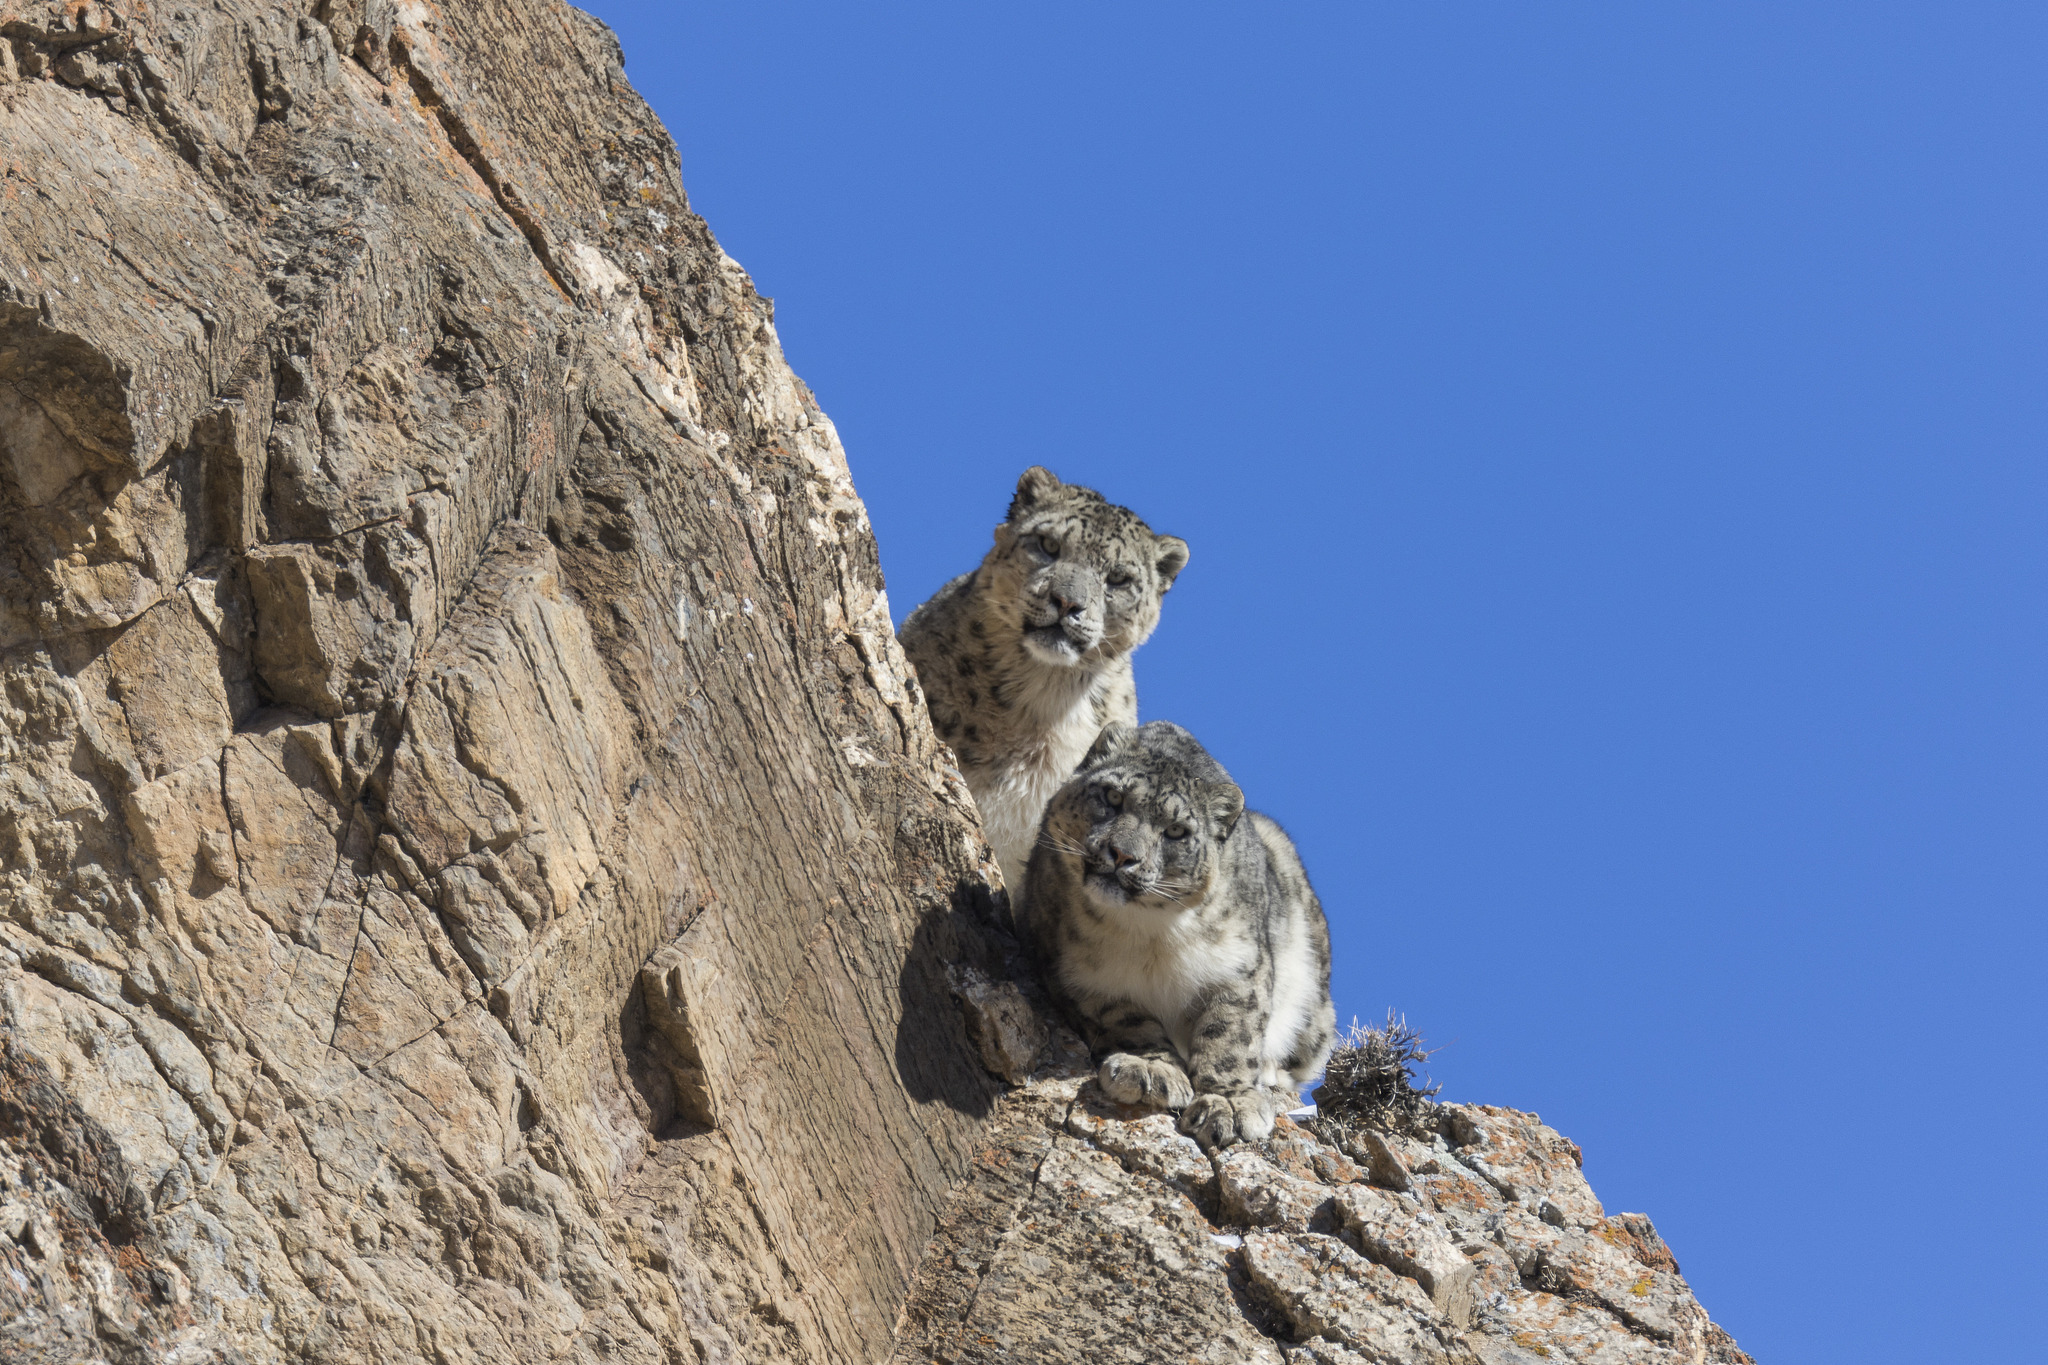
[1034,833,1092,859]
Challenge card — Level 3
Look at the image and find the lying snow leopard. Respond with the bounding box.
[1019,720,1336,1147]
[900,467,1188,893]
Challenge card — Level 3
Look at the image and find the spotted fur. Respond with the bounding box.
[900,467,1189,893]
[1019,721,1337,1148]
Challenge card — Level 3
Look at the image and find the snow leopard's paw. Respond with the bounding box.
[1179,1090,1278,1148]
[1098,1053,1194,1109]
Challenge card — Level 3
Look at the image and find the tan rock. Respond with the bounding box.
[1441,1103,1606,1229]
[1334,1183,1480,1327]
[1065,1085,1219,1204]
[1243,1232,1463,1364]
[1,2,1006,1359]
[1218,1144,1334,1232]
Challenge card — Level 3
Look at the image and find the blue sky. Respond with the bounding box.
[581,4,2047,1360]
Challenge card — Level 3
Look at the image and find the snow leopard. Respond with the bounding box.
[1018,720,1337,1148]
[900,467,1189,893]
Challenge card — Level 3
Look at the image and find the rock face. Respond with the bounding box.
[0,2,1010,1361]
[890,1077,1757,1365]
[0,4,1756,1364]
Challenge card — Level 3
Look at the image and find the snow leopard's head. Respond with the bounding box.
[983,467,1188,670]
[1041,721,1244,913]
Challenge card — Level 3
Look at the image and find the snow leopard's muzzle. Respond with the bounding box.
[1021,562,1105,664]
[1083,839,1155,904]
[1081,816,1179,906]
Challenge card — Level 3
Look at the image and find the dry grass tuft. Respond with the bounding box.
[1309,1011,1442,1140]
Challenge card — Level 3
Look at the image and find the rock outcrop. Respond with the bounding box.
[891,1061,1757,1365]
[1,2,1008,1361]
[0,3,1755,1363]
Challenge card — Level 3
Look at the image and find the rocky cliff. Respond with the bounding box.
[0,4,1751,1362]
[887,1007,1756,1365]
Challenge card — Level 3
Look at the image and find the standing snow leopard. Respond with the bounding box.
[1019,721,1336,1148]
[900,467,1189,893]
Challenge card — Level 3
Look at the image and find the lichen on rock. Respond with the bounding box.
[892,1067,1755,1365]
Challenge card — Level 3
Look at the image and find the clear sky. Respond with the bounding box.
[580,4,2046,1360]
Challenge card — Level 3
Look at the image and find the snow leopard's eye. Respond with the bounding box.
[1164,824,1189,840]
[1106,567,1133,587]
[1102,786,1122,808]
[1038,533,1061,557]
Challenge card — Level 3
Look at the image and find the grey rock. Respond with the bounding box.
[1065,1087,1218,1204]
[1217,1144,1334,1232]
[1284,1338,1378,1365]
[1440,1103,1606,1229]
[951,964,1048,1085]
[894,1127,1284,1364]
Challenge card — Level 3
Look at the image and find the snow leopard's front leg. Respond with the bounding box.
[1178,988,1285,1147]
[1076,998,1194,1109]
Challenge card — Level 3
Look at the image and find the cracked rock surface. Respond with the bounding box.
[890,1078,1757,1365]
[1,2,1008,1361]
[0,4,1761,1364]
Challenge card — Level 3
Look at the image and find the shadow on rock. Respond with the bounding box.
[893,877,1014,1119]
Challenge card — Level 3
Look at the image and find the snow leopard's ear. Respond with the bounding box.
[1081,722,1137,772]
[1154,534,1190,589]
[1008,466,1062,521]
[1207,782,1244,840]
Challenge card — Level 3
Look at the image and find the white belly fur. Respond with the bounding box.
[1059,909,1253,1061]
[1063,897,1317,1088]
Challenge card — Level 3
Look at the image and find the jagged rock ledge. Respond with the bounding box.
[893,1015,1754,1365]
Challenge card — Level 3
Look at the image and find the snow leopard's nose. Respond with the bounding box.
[1106,837,1141,869]
[1045,564,1099,621]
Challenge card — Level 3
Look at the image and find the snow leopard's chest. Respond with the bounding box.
[1062,914,1257,1054]
[969,697,1104,894]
